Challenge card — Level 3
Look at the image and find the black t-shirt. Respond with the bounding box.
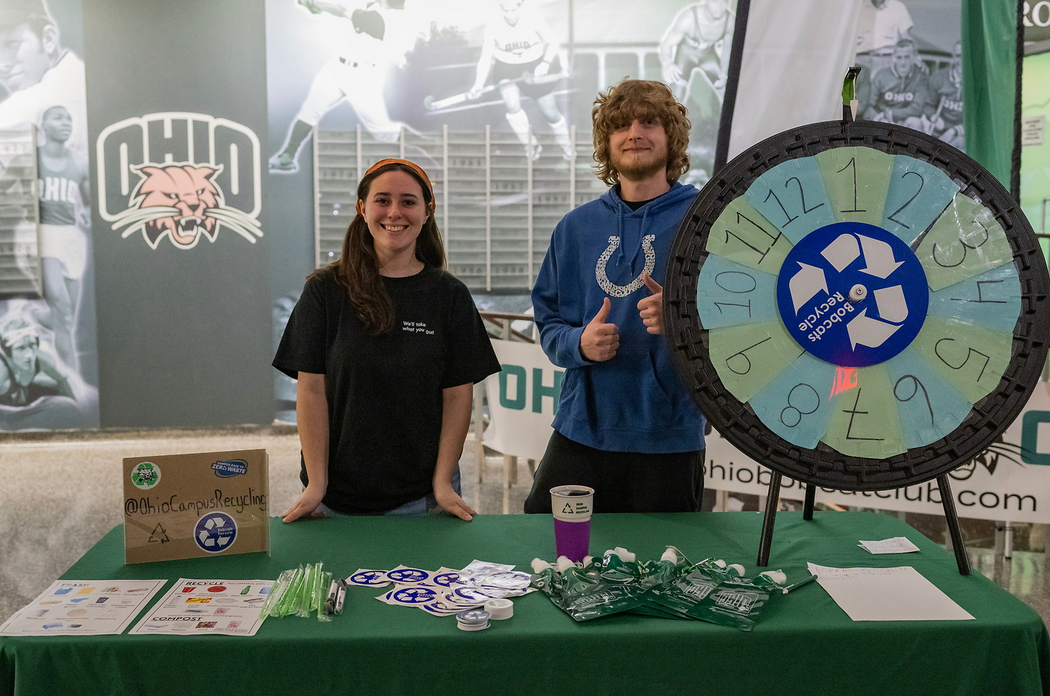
[273,266,501,514]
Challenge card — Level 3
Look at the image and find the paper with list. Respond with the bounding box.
[858,537,921,554]
[808,564,974,621]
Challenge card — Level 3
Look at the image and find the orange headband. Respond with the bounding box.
[363,158,434,200]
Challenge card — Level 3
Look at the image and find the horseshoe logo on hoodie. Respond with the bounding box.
[595,234,656,298]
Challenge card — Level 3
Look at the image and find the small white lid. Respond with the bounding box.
[484,598,513,620]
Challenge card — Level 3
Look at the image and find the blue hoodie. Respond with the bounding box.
[532,181,706,453]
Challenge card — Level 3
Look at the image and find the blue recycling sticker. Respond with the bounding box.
[349,570,389,586]
[392,586,437,604]
[776,222,928,367]
[433,572,460,587]
[386,568,430,584]
[194,512,237,553]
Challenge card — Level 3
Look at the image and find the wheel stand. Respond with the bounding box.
[755,471,970,575]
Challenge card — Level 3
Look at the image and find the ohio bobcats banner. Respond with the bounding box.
[484,339,561,462]
[84,0,273,427]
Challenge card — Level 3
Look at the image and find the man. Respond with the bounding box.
[0,106,88,371]
[0,0,87,156]
[854,0,913,55]
[925,41,963,149]
[658,0,734,105]
[862,39,928,129]
[0,313,78,406]
[467,0,573,161]
[34,104,90,371]
[523,79,707,515]
[269,0,418,173]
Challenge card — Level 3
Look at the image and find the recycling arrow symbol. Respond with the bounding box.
[776,221,929,369]
[786,232,910,351]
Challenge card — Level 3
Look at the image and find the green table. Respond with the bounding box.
[2,511,1047,696]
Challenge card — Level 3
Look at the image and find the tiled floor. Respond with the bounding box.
[1,426,1048,626]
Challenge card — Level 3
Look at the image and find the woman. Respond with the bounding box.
[274,158,500,522]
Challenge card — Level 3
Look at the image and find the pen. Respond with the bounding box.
[782,574,817,594]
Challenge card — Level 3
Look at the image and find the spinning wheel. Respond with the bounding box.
[665,118,1050,573]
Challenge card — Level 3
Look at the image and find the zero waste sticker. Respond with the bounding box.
[131,462,161,490]
[211,459,248,478]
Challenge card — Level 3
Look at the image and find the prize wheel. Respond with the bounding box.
[666,120,1050,492]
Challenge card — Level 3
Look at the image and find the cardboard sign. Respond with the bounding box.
[122,449,270,564]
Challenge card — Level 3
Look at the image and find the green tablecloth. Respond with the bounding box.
[1,511,1047,696]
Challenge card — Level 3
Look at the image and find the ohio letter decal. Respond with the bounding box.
[96,112,262,250]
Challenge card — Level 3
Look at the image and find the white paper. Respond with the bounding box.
[858,537,922,554]
[0,579,167,636]
[808,564,974,622]
[129,578,273,636]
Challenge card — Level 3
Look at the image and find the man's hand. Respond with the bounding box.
[580,297,619,361]
[637,273,664,334]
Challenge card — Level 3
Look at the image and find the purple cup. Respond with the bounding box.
[550,485,594,562]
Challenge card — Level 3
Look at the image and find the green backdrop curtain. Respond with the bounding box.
[962,0,1022,196]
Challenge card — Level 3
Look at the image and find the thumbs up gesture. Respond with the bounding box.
[637,272,664,335]
[580,297,619,361]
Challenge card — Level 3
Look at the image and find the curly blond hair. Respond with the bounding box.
[591,79,691,187]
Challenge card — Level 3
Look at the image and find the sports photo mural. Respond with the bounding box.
[0,0,1007,436]
[0,0,98,429]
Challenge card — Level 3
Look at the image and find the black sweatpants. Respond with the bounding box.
[522,430,707,514]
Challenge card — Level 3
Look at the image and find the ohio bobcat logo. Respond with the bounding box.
[96,112,263,250]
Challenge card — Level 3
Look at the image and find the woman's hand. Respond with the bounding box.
[288,372,329,523]
[282,483,326,523]
[432,383,476,521]
[433,479,476,522]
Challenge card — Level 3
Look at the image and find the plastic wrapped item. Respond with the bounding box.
[631,546,694,619]
[260,568,296,618]
[595,549,643,584]
[276,566,307,617]
[689,579,772,631]
[316,569,334,622]
[647,558,783,631]
[263,563,341,621]
[530,550,642,622]
[531,549,796,630]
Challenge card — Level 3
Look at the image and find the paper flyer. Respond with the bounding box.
[0,579,167,636]
[808,563,974,621]
[129,578,273,636]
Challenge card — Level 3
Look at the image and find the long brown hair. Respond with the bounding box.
[592,79,691,187]
[321,160,446,335]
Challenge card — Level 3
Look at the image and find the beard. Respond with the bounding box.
[611,147,669,184]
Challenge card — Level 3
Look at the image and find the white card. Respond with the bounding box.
[808,564,974,622]
[858,537,921,554]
